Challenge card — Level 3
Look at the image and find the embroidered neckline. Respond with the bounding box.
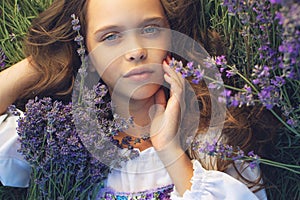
[98,184,174,200]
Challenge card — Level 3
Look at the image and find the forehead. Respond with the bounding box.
[86,0,166,29]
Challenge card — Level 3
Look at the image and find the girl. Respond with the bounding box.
[0,0,273,199]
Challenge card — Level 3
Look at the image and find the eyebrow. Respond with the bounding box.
[93,16,167,35]
[140,17,167,26]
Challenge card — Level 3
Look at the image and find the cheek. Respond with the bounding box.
[101,65,118,84]
[148,49,169,67]
[94,62,121,93]
[88,47,118,77]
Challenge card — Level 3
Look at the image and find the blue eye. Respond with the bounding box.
[142,26,160,34]
[102,32,120,42]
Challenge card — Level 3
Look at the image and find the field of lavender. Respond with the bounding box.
[0,0,299,199]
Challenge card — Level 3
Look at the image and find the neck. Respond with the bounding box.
[111,95,155,151]
[112,95,155,137]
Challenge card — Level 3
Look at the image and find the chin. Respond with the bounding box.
[129,84,161,100]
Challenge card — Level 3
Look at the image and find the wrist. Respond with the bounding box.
[156,144,193,196]
[156,143,186,165]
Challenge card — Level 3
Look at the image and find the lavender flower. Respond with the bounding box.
[195,139,261,169]
[71,14,85,57]
[193,137,300,174]
[0,47,7,70]
[7,104,21,116]
[17,97,107,198]
[212,0,300,135]
[169,58,205,85]
[17,81,139,198]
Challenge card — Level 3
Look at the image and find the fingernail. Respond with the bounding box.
[166,56,171,64]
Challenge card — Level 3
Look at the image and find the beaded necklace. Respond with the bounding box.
[116,133,151,150]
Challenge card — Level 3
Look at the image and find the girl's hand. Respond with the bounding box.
[150,59,194,195]
[149,58,186,152]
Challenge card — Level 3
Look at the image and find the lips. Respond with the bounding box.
[123,67,154,81]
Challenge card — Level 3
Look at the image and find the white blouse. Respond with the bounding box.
[0,112,31,187]
[0,112,267,199]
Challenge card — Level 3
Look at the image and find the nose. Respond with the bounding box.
[125,48,147,62]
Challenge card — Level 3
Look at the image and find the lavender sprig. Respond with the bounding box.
[169,58,204,85]
[0,47,7,70]
[194,139,261,169]
[71,14,87,105]
[17,97,106,199]
[193,139,300,173]
[169,53,299,136]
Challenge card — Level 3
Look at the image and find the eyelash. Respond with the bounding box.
[101,32,121,42]
[141,25,161,35]
[100,24,162,43]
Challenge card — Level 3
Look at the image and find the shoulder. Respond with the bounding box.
[10,57,36,72]
[0,57,37,79]
[0,57,39,114]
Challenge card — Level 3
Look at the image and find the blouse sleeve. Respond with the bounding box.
[0,111,31,187]
[170,160,260,200]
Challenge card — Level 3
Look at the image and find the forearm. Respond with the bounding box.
[0,58,39,114]
[157,145,193,196]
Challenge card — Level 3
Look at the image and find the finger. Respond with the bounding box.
[163,64,183,97]
[163,61,181,82]
[163,60,185,86]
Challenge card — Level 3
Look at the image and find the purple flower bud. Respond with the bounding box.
[215,55,227,65]
[0,48,7,70]
[72,25,81,31]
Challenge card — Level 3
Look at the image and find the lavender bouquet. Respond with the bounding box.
[16,85,138,199]
[17,98,106,199]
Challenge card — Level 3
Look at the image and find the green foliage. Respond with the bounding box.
[200,1,300,199]
[0,1,51,199]
[0,182,27,200]
[0,0,53,68]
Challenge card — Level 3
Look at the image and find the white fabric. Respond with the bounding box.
[106,147,173,192]
[170,160,259,200]
[0,111,265,200]
[107,147,264,200]
[0,111,31,187]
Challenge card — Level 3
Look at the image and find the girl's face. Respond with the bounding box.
[86,0,171,100]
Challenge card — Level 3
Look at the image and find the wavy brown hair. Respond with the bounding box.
[21,0,277,192]
[21,0,89,104]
